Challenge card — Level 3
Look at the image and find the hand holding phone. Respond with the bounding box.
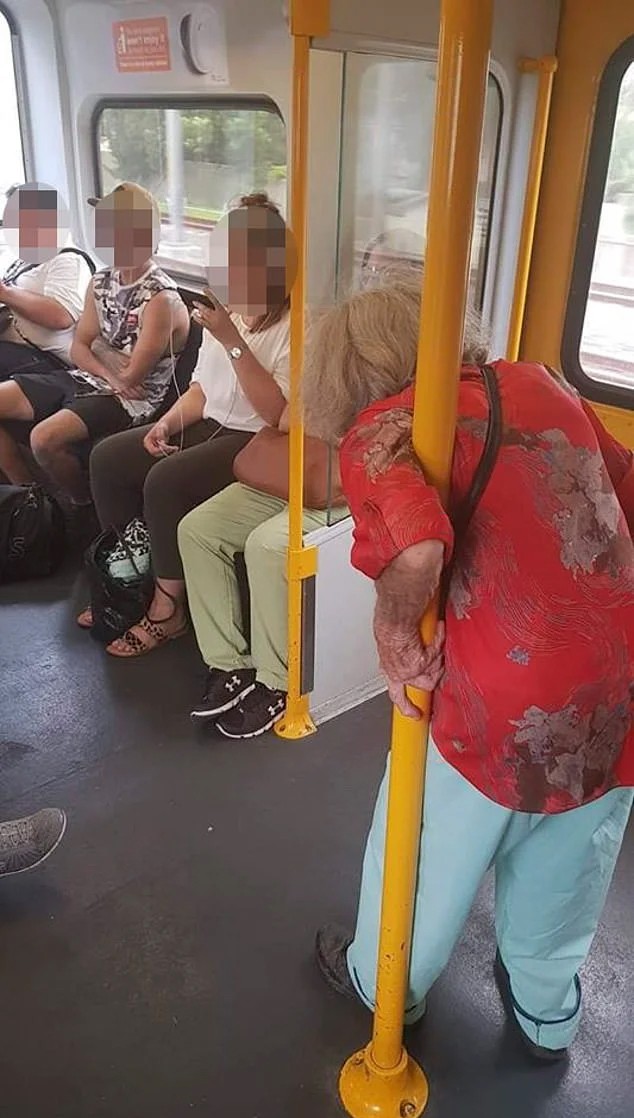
[192,288,240,348]
[192,291,217,311]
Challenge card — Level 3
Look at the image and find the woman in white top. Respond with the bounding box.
[82,193,291,658]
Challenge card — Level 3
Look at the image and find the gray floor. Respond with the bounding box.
[0,561,633,1118]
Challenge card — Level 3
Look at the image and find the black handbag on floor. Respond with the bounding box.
[84,525,153,644]
[0,483,66,583]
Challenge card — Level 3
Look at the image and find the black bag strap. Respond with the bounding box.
[439,363,503,616]
[59,247,97,275]
[3,247,95,286]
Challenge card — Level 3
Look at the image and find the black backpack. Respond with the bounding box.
[0,484,66,583]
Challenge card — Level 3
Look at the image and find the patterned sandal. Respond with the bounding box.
[106,592,188,658]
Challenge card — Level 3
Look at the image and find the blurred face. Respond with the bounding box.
[2,183,70,264]
[93,194,155,269]
[207,205,295,317]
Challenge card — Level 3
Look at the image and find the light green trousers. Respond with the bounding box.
[348,740,633,1046]
[177,483,346,691]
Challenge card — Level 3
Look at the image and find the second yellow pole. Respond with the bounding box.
[275,30,317,741]
[276,0,330,739]
[339,0,494,1114]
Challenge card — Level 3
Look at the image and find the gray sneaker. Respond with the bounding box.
[0,809,67,877]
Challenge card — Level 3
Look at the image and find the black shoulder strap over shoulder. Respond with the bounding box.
[439,363,503,616]
[59,247,96,275]
[3,247,96,286]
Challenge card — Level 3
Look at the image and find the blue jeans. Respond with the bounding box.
[347,740,633,1049]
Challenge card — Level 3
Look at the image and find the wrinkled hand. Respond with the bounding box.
[143,418,176,458]
[375,620,446,719]
[192,290,240,348]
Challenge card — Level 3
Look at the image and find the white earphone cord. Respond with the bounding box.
[167,296,239,455]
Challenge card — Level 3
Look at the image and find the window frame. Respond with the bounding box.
[91,94,287,286]
[333,52,503,312]
[0,2,31,201]
[473,71,504,312]
[561,35,634,409]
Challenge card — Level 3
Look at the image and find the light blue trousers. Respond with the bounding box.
[347,741,633,1049]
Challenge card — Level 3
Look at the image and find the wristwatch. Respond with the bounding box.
[227,344,244,361]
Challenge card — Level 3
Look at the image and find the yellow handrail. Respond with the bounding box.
[276,0,330,741]
[339,1,493,1114]
[507,55,558,361]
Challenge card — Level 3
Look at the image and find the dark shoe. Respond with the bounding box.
[315,924,426,1026]
[494,951,570,1062]
[0,808,67,877]
[215,683,286,739]
[315,924,359,1002]
[190,668,256,722]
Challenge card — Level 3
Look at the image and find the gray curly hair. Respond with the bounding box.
[303,278,490,442]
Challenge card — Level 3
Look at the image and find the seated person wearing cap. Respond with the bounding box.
[0,182,189,504]
[0,183,92,379]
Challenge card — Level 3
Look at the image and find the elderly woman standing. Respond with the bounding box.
[303,279,634,1061]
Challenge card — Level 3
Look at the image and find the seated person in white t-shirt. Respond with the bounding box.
[0,182,188,498]
[77,192,291,658]
[0,183,92,376]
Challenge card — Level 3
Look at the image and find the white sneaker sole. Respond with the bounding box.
[216,712,283,740]
[1,810,67,878]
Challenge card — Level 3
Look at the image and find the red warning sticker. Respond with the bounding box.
[113,17,171,73]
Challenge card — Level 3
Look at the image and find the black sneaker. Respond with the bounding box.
[315,924,359,1002]
[190,668,256,722]
[0,808,67,877]
[215,683,286,739]
[494,950,570,1062]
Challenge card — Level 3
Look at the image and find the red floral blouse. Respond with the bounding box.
[339,361,634,813]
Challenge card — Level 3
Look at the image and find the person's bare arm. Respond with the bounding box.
[153,383,205,439]
[0,281,73,331]
[116,291,186,390]
[194,296,286,426]
[91,336,129,378]
[231,346,286,426]
[142,383,206,457]
[374,540,446,718]
[69,283,112,381]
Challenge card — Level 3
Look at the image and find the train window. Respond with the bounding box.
[93,100,286,281]
[0,7,27,226]
[336,55,502,306]
[563,40,634,405]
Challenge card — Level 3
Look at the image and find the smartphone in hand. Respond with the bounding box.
[185,289,217,311]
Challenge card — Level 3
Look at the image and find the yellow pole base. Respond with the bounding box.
[274,697,316,740]
[339,1044,429,1118]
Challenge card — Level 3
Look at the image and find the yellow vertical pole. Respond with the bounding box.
[506,56,558,361]
[339,1,493,1115]
[276,0,330,741]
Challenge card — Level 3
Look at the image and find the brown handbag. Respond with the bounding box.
[233,426,346,510]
